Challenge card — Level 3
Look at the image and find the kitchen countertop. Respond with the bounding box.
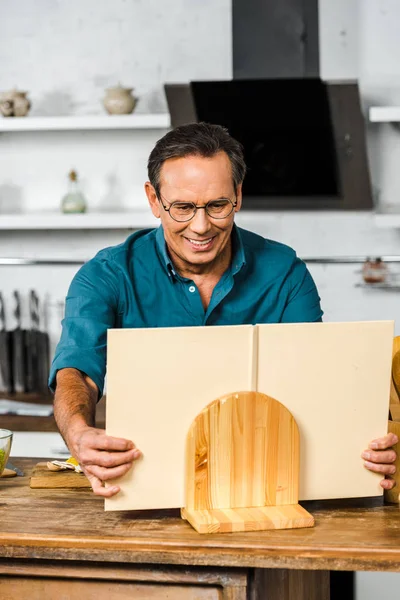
[1,458,400,572]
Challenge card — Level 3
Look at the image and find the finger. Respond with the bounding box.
[85,471,120,498]
[381,478,396,490]
[86,431,137,452]
[85,461,134,481]
[80,448,141,468]
[369,433,399,450]
[361,449,397,464]
[363,460,396,475]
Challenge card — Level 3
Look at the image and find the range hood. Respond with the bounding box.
[164,78,373,211]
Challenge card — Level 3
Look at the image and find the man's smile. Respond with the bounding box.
[184,236,216,251]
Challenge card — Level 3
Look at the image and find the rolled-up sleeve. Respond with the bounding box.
[281,258,323,323]
[48,255,119,396]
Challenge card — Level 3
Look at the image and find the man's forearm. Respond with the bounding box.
[53,368,98,450]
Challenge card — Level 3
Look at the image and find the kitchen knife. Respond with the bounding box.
[31,291,50,395]
[0,292,12,393]
[25,290,39,393]
[11,290,27,393]
[5,461,24,476]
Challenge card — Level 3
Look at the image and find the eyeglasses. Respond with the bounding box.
[158,196,237,222]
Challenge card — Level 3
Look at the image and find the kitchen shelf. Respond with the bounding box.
[0,211,159,230]
[369,107,400,122]
[355,283,400,291]
[4,209,400,235]
[0,114,170,132]
[0,210,297,231]
[374,212,400,228]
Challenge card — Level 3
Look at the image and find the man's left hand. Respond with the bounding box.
[361,433,398,489]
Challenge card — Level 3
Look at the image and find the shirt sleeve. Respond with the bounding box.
[281,257,323,323]
[48,255,120,397]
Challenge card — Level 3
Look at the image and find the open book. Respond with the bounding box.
[105,321,393,511]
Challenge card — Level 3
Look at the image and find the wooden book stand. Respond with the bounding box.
[181,391,314,534]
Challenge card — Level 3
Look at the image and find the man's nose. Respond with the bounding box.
[188,207,212,234]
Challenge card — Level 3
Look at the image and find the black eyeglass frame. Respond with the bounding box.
[157,195,238,222]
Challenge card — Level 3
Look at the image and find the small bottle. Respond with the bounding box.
[61,170,87,213]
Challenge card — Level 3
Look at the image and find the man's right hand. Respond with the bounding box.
[53,368,141,497]
[70,426,141,497]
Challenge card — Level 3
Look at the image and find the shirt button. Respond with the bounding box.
[189,285,196,293]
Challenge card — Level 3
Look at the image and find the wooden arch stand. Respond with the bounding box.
[181,391,314,534]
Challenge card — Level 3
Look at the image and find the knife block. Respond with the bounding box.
[181,391,314,534]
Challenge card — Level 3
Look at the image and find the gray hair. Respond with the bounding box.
[147,122,246,197]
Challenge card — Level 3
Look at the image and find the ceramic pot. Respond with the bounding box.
[12,91,31,117]
[103,86,137,115]
[0,89,31,117]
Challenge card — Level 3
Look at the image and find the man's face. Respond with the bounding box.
[145,152,242,271]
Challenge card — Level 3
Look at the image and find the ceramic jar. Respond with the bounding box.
[103,86,137,115]
[362,257,388,284]
[12,91,31,116]
[0,89,31,117]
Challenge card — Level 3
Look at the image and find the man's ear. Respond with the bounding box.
[235,183,243,212]
[145,182,161,218]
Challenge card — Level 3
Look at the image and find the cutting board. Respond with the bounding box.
[30,462,91,489]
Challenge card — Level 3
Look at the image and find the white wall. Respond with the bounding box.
[0,0,232,116]
[359,0,400,211]
[319,0,359,80]
[320,0,400,212]
[0,0,231,214]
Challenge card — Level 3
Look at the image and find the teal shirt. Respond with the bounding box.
[49,225,323,395]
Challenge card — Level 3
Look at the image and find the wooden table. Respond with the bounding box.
[1,459,400,600]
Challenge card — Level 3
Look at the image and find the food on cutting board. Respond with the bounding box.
[47,457,83,473]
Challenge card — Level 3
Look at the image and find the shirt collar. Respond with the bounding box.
[155,223,246,280]
[155,225,176,278]
[230,223,246,276]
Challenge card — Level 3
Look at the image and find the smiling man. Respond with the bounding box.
[50,122,397,497]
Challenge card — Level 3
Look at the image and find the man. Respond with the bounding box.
[50,122,397,497]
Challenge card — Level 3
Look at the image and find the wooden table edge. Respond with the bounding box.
[1,533,400,572]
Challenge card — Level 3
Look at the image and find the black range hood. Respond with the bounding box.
[164,79,372,211]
